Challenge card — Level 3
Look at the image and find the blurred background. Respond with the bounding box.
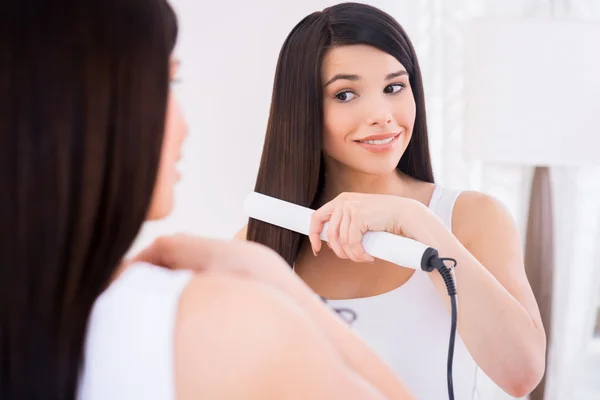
[130,0,600,398]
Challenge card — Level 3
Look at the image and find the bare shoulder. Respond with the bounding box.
[233,224,248,240]
[174,274,384,400]
[452,190,519,247]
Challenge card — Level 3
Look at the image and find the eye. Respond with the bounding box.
[384,83,405,94]
[335,90,358,102]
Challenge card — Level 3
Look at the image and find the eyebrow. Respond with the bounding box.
[385,70,408,80]
[324,70,408,87]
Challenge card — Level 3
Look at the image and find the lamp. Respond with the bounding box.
[462,18,600,399]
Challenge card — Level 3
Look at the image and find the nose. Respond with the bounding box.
[366,97,394,127]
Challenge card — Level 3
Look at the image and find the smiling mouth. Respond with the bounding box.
[355,132,401,145]
[358,136,395,145]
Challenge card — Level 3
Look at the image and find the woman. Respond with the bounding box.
[239,2,546,399]
[0,1,414,399]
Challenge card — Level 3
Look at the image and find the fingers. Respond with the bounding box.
[326,206,347,259]
[309,201,336,255]
[347,221,374,262]
[339,205,374,263]
[310,197,374,262]
[309,193,376,263]
[131,234,207,270]
[339,206,362,262]
[338,205,352,258]
[131,236,171,267]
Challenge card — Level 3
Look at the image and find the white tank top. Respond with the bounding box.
[326,186,483,400]
[77,262,194,400]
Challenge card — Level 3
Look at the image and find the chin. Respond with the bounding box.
[146,199,174,221]
[354,158,401,176]
[349,142,408,175]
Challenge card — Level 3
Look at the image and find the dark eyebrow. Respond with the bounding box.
[386,70,408,80]
[324,74,360,87]
[324,70,408,87]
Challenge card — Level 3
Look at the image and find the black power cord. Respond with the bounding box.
[422,248,458,400]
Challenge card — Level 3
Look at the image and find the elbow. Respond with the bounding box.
[503,345,546,398]
[505,372,544,398]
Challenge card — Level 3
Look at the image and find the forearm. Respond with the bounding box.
[427,230,545,395]
[277,273,414,400]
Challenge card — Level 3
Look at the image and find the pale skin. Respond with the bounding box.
[128,58,415,399]
[236,44,546,397]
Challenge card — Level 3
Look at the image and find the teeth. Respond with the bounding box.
[361,136,395,145]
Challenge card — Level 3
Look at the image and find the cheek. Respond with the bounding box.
[322,103,358,157]
[395,91,417,131]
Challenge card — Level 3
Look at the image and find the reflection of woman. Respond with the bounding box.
[2,1,415,399]
[239,2,546,398]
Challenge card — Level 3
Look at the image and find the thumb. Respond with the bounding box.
[131,237,171,268]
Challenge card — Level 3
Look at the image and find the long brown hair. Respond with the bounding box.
[0,1,178,398]
[247,2,434,266]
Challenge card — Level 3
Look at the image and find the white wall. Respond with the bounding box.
[131,0,419,253]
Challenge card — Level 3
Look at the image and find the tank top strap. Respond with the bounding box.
[428,186,463,232]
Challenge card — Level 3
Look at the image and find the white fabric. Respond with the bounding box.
[77,263,194,400]
[326,185,482,400]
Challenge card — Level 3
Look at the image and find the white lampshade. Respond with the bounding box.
[462,18,600,167]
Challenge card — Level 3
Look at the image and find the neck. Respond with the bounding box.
[318,159,412,206]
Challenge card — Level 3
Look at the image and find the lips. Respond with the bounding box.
[358,136,396,145]
[354,131,402,153]
[355,132,401,144]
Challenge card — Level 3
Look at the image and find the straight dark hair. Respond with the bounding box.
[0,1,177,398]
[247,2,434,266]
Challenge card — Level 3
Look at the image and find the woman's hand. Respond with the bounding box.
[133,234,296,289]
[309,192,428,262]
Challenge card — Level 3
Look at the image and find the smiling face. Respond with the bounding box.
[321,44,416,176]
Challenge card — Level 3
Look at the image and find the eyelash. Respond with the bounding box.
[334,83,406,102]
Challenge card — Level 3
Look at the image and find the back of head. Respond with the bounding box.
[0,0,177,398]
[247,2,433,265]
